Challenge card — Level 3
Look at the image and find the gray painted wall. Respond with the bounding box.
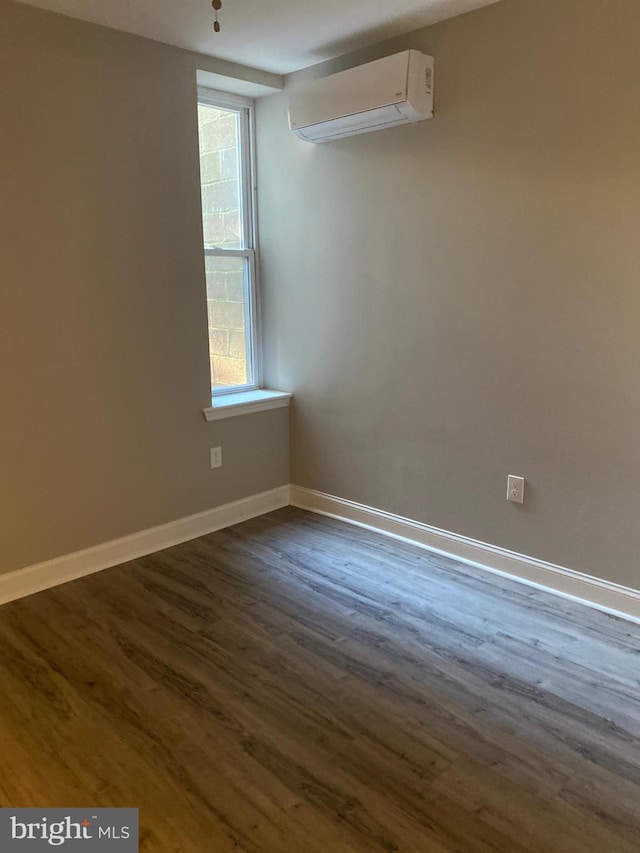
[256,0,640,588]
[0,1,289,574]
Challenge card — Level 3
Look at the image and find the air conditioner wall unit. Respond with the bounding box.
[288,50,435,144]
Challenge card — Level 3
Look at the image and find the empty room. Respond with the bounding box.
[1,0,639,849]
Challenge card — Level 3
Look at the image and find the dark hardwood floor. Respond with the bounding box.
[0,507,639,852]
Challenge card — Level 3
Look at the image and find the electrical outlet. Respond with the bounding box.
[210,446,222,470]
[507,474,525,504]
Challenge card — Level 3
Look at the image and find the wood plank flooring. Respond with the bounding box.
[0,507,639,851]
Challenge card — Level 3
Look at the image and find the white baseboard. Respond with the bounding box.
[289,485,640,626]
[5,483,639,626]
[0,486,289,607]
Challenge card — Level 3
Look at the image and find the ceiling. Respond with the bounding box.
[16,0,500,75]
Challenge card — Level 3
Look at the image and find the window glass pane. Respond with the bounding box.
[206,255,249,389]
[197,103,243,249]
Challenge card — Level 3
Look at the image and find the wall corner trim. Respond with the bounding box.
[0,485,290,607]
[289,485,640,626]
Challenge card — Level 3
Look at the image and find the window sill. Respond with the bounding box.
[202,389,292,422]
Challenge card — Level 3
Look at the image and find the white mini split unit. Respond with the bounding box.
[288,50,435,143]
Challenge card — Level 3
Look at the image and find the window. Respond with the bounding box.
[197,89,259,397]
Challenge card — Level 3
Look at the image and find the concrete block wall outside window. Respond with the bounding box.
[198,105,248,389]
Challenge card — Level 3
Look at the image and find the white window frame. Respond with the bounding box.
[197,87,262,399]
